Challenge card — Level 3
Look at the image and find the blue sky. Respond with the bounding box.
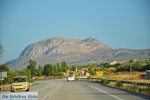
[0,0,150,64]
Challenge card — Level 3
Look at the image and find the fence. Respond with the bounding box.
[0,82,37,91]
[76,78,150,86]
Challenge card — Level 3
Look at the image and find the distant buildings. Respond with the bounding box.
[109,61,117,65]
[109,61,125,65]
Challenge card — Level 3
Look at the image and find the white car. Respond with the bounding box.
[67,76,75,81]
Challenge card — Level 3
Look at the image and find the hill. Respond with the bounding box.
[6,37,150,71]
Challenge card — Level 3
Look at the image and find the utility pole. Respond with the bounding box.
[130,65,132,81]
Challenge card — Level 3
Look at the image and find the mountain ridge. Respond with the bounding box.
[6,37,150,71]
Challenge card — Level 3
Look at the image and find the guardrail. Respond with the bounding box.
[0,82,37,91]
[76,78,150,86]
[0,85,10,91]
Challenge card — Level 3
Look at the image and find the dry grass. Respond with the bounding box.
[102,71,150,83]
[35,75,66,80]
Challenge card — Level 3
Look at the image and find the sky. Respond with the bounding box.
[0,0,150,64]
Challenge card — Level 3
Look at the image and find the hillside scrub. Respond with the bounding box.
[115,60,150,72]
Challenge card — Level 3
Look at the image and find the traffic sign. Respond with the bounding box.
[81,74,83,77]
[0,78,4,80]
[0,72,7,77]
[96,71,103,76]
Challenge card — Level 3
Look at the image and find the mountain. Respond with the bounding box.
[6,37,150,71]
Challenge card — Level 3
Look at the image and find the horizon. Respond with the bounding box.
[0,0,150,64]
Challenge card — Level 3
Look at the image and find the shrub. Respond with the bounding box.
[145,84,150,94]
[100,78,110,84]
[125,83,138,92]
[131,83,138,91]
[115,80,123,88]
[100,78,105,83]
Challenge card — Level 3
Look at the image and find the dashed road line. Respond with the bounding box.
[42,83,63,100]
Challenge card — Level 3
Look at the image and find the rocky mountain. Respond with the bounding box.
[6,37,150,71]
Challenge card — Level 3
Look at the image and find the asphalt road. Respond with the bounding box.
[29,79,150,100]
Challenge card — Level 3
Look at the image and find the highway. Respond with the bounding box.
[29,79,150,100]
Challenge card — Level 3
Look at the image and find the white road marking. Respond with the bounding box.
[31,82,54,92]
[88,84,124,100]
[42,83,63,100]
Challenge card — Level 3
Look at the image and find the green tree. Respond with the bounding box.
[37,65,43,76]
[18,69,31,81]
[0,43,2,58]
[129,59,134,63]
[54,65,58,73]
[27,59,36,77]
[71,65,76,71]
[57,62,61,72]
[50,64,55,75]
[62,61,68,72]
[0,64,10,72]
[3,69,32,84]
[43,64,51,76]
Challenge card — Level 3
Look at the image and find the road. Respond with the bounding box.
[29,79,150,100]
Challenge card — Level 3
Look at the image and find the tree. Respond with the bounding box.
[0,64,10,72]
[43,64,51,76]
[18,69,31,81]
[27,59,36,77]
[0,43,2,58]
[4,69,32,84]
[54,65,58,73]
[37,65,43,76]
[129,59,134,63]
[71,65,76,71]
[50,64,55,75]
[57,62,61,72]
[62,61,68,72]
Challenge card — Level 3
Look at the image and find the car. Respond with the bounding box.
[10,76,29,92]
[67,75,75,82]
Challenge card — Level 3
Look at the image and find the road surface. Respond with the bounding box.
[29,79,150,100]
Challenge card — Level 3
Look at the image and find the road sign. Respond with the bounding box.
[81,74,83,77]
[0,78,4,80]
[96,71,103,76]
[0,72,7,77]
[76,73,78,76]
[86,73,90,76]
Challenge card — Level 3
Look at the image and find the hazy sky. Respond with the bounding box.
[0,0,150,64]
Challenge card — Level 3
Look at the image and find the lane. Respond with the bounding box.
[50,81,121,100]
[49,80,150,100]
[1,79,150,100]
[88,84,123,100]
[0,80,64,100]
[30,80,54,91]
[82,81,150,100]
[30,79,64,100]
[42,82,63,100]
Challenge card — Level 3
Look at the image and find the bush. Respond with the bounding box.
[56,73,63,76]
[131,83,138,91]
[145,84,150,94]
[125,83,138,92]
[115,80,123,88]
[100,78,110,84]
[88,70,96,75]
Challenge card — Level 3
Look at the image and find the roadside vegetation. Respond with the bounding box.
[0,57,150,95]
[76,59,150,95]
[0,59,69,85]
